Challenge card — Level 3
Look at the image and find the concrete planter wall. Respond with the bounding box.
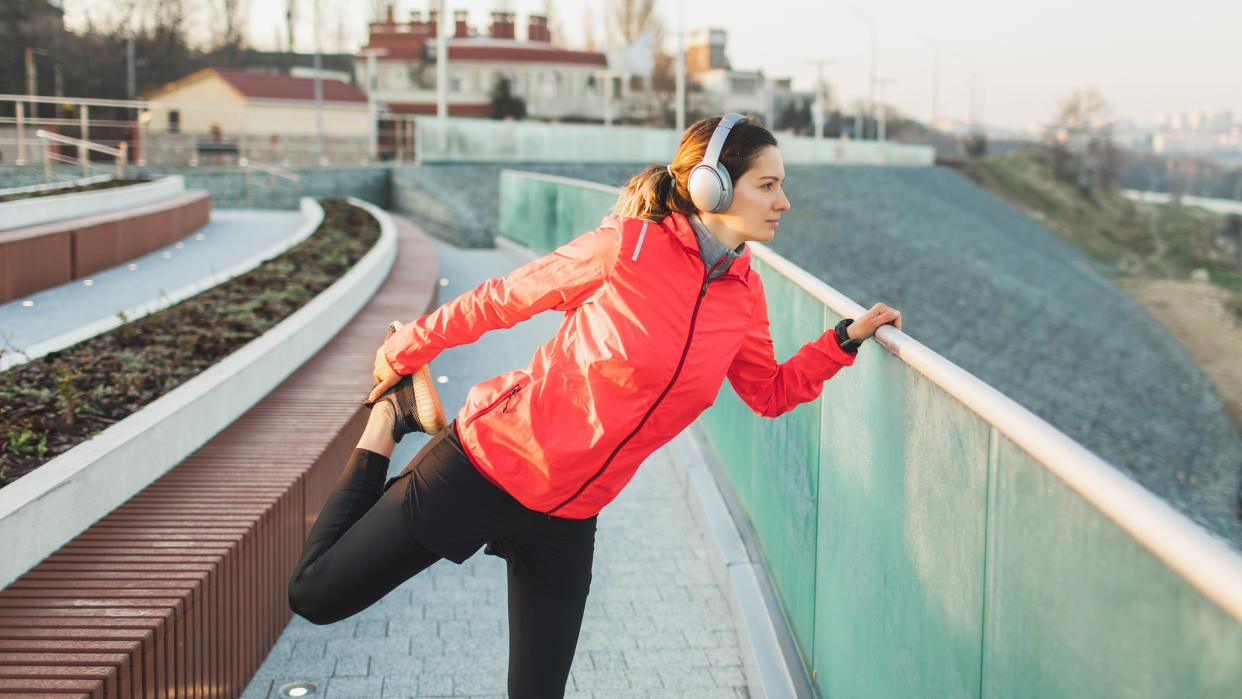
[0,175,187,230]
[0,197,397,589]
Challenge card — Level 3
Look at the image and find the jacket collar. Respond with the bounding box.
[659,212,752,280]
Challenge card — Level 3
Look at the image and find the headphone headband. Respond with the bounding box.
[700,112,746,170]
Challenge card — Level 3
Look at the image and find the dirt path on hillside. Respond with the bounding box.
[1119,277,1242,436]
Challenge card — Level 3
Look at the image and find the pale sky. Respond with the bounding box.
[63,0,1242,131]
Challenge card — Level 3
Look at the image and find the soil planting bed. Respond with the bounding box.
[0,198,379,487]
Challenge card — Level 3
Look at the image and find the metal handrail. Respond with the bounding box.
[241,161,302,208]
[36,129,125,157]
[36,129,127,179]
[240,161,301,182]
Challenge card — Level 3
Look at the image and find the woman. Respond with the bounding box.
[288,114,902,698]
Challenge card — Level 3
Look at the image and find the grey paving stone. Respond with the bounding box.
[239,678,271,699]
[381,674,420,696]
[290,641,326,659]
[326,637,411,657]
[589,651,628,672]
[451,667,507,696]
[368,651,423,676]
[333,654,370,677]
[252,654,335,680]
[355,620,389,638]
[415,673,454,696]
[326,676,384,698]
[713,665,747,687]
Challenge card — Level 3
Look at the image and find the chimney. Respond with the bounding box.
[527,14,550,43]
[428,10,437,37]
[385,5,394,25]
[454,10,470,38]
[490,11,515,40]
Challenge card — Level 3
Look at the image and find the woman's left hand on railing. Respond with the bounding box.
[849,302,902,341]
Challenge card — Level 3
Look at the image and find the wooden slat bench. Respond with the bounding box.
[0,212,439,698]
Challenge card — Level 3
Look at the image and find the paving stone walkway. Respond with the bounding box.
[241,228,754,698]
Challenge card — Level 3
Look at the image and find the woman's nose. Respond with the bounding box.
[776,193,790,211]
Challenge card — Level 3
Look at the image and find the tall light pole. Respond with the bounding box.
[848,8,877,139]
[876,77,895,142]
[915,33,939,128]
[360,48,387,162]
[437,0,448,149]
[808,59,835,140]
[675,0,686,133]
[954,52,979,135]
[313,0,326,165]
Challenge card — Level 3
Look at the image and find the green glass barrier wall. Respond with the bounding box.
[418,116,934,165]
[498,169,1242,698]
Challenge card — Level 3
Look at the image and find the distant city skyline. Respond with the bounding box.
[63,0,1241,132]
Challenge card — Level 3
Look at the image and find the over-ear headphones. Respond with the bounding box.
[687,113,746,214]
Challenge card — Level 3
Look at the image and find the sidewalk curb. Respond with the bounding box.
[672,428,808,699]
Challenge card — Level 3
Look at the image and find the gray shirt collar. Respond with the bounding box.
[688,214,744,280]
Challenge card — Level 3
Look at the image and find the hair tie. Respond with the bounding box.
[666,164,675,179]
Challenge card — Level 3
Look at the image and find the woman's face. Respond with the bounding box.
[704,145,790,248]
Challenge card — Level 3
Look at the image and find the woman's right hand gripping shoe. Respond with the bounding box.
[364,321,447,441]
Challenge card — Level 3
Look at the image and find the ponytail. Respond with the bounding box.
[612,164,696,222]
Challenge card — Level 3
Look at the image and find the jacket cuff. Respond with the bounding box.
[820,330,858,367]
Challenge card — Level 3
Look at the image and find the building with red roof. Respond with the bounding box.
[355,7,648,122]
[141,68,371,164]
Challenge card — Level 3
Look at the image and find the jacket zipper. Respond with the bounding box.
[547,256,725,515]
[467,384,522,429]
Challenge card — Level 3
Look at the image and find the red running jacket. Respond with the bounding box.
[384,213,856,518]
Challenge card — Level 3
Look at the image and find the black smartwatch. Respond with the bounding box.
[834,318,863,353]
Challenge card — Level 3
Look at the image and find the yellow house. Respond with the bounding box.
[143,68,369,137]
[141,68,370,164]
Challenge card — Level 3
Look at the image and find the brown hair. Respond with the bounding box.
[613,115,778,221]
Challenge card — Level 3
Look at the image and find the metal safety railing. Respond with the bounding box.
[241,161,302,208]
[36,129,127,180]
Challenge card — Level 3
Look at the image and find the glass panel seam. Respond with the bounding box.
[978,427,999,699]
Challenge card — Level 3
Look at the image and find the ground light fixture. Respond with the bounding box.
[277,681,318,697]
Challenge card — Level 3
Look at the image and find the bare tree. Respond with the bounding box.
[543,0,565,47]
[582,6,597,52]
[607,0,661,49]
[216,0,248,50]
[1046,89,1120,196]
[370,0,389,23]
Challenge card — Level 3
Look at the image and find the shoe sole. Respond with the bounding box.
[387,319,446,436]
[410,364,446,435]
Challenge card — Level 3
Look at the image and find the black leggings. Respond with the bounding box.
[288,422,597,699]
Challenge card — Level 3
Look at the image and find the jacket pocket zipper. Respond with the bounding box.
[467,384,522,428]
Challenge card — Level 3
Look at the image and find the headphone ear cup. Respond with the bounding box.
[712,162,733,213]
[689,163,726,213]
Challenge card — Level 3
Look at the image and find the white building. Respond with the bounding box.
[355,7,649,123]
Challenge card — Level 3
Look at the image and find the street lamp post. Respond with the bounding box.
[313,0,326,165]
[876,78,895,142]
[848,8,878,139]
[360,48,388,162]
[915,33,940,128]
[808,59,835,140]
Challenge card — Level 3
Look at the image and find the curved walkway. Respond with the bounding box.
[241,231,757,699]
[0,209,307,368]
